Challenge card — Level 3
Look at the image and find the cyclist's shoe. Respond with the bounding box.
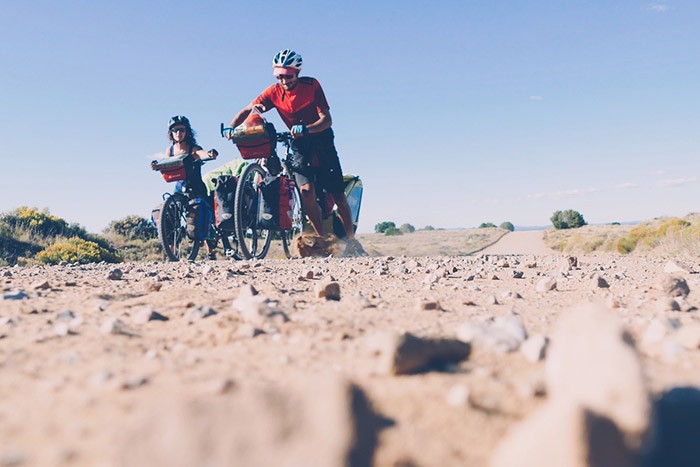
[207,252,217,261]
[343,238,368,257]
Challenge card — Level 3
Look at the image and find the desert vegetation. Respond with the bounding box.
[544,214,700,258]
[374,221,418,236]
[3,206,698,265]
[0,207,120,266]
[550,209,587,229]
[479,221,514,231]
[0,207,165,266]
[36,237,121,265]
[102,215,163,262]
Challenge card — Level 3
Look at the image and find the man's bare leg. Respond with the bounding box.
[299,183,325,237]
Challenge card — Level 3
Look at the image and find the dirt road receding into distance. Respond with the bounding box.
[480,230,555,255]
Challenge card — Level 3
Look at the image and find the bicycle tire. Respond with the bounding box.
[234,162,272,259]
[159,194,200,261]
[281,181,304,258]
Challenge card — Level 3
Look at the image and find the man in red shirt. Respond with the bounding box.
[227,49,365,255]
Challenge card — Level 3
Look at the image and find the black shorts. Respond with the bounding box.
[290,128,344,194]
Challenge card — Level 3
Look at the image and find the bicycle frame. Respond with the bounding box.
[221,124,306,258]
[155,157,243,261]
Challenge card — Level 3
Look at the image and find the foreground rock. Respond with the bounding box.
[113,376,385,467]
[493,303,651,466]
[457,313,528,353]
[545,304,650,440]
[492,401,635,467]
[368,332,471,375]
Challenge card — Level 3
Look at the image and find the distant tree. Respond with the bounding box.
[499,221,515,231]
[374,221,396,234]
[384,226,403,236]
[399,223,416,233]
[422,225,435,231]
[611,222,621,226]
[551,210,587,230]
[479,222,497,228]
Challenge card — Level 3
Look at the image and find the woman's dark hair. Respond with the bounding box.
[168,117,199,149]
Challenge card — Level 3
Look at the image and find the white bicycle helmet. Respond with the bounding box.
[272,49,303,72]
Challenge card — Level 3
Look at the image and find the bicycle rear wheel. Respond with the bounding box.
[159,194,200,261]
[234,162,272,259]
[281,181,304,258]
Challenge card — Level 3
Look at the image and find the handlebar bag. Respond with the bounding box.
[153,153,189,182]
[233,112,273,160]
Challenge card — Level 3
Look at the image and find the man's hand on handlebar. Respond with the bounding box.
[207,149,219,160]
[291,124,308,138]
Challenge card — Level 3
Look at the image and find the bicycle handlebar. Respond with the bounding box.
[276,132,292,143]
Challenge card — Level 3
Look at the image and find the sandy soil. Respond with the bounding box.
[1,231,700,466]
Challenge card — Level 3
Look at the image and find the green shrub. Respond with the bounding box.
[384,226,403,236]
[108,238,163,262]
[105,215,157,241]
[0,232,41,266]
[499,221,515,231]
[399,223,416,233]
[551,210,587,229]
[1,206,70,238]
[0,206,118,265]
[36,237,122,265]
[422,225,435,231]
[375,221,396,234]
[479,222,496,228]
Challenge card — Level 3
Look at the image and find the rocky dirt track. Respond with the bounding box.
[2,240,700,466]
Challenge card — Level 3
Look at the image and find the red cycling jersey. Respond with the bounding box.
[252,77,330,130]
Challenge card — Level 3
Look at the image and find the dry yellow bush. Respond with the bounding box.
[544,215,699,257]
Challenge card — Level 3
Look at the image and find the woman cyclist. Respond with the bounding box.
[153,115,219,259]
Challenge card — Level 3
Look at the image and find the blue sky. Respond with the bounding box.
[1,1,698,233]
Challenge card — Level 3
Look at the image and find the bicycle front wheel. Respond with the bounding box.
[234,162,272,259]
[281,180,304,259]
[159,194,200,261]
